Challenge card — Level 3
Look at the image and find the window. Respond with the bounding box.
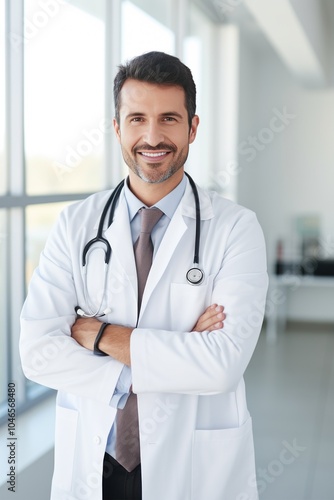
[0,210,8,413]
[25,202,71,284]
[0,0,7,416]
[24,0,106,195]
[121,0,175,60]
[185,3,217,189]
[0,0,5,195]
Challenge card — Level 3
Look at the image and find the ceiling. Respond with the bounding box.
[64,0,334,88]
[195,0,334,87]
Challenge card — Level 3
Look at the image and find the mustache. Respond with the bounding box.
[133,143,177,153]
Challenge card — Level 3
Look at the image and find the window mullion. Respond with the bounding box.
[7,0,26,405]
[105,0,123,188]
[173,0,190,59]
[7,0,25,196]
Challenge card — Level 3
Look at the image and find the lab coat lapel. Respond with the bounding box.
[104,193,138,309]
[138,202,187,316]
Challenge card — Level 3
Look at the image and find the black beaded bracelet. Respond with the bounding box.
[93,322,109,356]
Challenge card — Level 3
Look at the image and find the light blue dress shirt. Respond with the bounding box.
[106,174,187,457]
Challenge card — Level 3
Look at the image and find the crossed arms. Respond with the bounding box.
[71,304,226,366]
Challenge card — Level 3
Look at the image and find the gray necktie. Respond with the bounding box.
[115,207,163,472]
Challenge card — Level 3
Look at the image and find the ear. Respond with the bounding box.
[113,118,121,143]
[189,115,200,144]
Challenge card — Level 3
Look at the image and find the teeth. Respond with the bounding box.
[141,152,167,157]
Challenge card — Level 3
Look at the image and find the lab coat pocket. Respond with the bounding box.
[53,405,78,491]
[170,274,214,331]
[191,418,258,500]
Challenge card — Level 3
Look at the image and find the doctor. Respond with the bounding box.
[20,51,268,500]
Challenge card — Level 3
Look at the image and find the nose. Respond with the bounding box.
[142,121,165,147]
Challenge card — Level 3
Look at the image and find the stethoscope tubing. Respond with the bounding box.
[185,173,201,265]
[79,173,204,316]
[82,179,124,266]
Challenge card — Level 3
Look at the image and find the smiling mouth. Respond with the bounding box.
[139,151,171,158]
[137,151,171,163]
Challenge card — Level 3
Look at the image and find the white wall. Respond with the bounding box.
[238,30,334,321]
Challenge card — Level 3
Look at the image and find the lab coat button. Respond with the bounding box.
[93,436,101,445]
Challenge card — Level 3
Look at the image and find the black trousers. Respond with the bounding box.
[103,453,142,500]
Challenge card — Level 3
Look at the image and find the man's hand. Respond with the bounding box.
[71,317,101,351]
[193,304,225,332]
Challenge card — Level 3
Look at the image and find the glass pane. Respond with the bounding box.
[185,4,216,189]
[25,202,72,285]
[0,210,8,415]
[125,0,174,30]
[24,0,106,195]
[121,1,174,61]
[0,0,6,194]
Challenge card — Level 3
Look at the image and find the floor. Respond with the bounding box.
[245,322,334,500]
[1,323,333,500]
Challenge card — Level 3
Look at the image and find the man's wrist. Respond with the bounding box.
[93,322,109,356]
[98,325,133,366]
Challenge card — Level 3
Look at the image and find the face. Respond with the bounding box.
[114,79,199,186]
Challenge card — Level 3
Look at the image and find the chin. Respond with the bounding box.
[136,165,178,184]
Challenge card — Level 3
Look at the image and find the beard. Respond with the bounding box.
[121,142,189,184]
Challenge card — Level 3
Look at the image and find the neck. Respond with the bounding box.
[128,170,184,206]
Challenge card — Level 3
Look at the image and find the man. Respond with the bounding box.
[20,51,268,500]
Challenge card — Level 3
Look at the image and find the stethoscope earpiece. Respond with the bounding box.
[75,306,86,317]
[75,305,111,318]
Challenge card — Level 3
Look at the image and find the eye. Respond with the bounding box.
[162,116,177,122]
[130,117,144,123]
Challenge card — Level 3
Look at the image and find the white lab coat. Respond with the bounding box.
[20,178,268,500]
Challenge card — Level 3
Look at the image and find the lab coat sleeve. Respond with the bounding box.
[130,210,269,395]
[19,209,124,405]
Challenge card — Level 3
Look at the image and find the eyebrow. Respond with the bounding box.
[125,111,184,120]
[161,112,184,119]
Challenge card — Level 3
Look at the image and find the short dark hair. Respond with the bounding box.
[113,51,196,128]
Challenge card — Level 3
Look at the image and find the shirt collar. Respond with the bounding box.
[124,174,187,221]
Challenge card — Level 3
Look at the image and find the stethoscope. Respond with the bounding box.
[76,173,204,318]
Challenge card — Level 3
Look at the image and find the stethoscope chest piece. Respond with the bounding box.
[186,267,204,285]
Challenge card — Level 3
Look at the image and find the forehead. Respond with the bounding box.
[119,79,187,115]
